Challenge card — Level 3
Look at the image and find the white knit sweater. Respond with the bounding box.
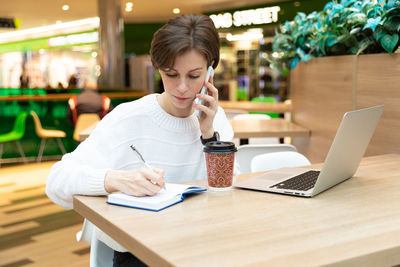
[46,94,234,210]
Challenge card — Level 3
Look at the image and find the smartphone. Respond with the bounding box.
[194,66,214,118]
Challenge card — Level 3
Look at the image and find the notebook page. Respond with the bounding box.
[109,183,195,205]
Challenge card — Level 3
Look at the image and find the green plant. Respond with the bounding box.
[271,0,400,71]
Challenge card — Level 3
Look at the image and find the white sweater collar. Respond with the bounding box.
[145,94,199,133]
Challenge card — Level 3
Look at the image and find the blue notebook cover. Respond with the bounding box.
[107,183,206,212]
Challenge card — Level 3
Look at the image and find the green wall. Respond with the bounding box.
[124,23,164,56]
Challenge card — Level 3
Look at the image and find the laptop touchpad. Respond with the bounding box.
[235,168,308,189]
[258,172,293,181]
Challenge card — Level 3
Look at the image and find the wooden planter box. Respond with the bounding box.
[290,53,400,163]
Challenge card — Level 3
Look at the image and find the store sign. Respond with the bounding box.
[210,6,280,29]
[48,31,98,47]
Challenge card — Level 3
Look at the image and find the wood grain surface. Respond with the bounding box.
[219,101,292,113]
[229,118,310,138]
[290,53,400,163]
[74,154,400,267]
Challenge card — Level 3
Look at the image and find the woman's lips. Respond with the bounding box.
[175,96,190,102]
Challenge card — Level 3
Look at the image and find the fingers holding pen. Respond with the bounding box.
[104,168,165,197]
[133,175,163,197]
[140,166,165,188]
[126,180,158,197]
[129,145,165,190]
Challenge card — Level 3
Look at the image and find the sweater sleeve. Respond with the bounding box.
[214,106,240,175]
[46,116,115,210]
[214,106,234,142]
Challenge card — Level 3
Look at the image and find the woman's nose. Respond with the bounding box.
[176,78,189,93]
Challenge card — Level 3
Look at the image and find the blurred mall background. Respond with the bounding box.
[0,0,330,163]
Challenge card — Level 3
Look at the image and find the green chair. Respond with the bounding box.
[250,96,280,118]
[0,111,28,166]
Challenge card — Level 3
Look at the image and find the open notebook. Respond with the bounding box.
[107,183,206,211]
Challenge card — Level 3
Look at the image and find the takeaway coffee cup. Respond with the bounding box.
[203,141,237,191]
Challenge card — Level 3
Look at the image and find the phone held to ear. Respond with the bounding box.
[194,66,214,118]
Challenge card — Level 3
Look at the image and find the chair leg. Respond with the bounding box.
[0,143,3,167]
[37,139,46,163]
[15,141,27,164]
[56,138,67,155]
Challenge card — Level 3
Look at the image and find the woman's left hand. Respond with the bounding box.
[193,76,218,139]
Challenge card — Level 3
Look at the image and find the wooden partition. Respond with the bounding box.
[290,53,400,163]
[356,54,400,156]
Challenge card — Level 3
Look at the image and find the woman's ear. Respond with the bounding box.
[210,60,215,68]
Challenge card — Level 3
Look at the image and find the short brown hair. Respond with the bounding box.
[150,14,220,71]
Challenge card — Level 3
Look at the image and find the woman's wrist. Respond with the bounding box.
[200,131,219,145]
[104,170,121,193]
[201,128,215,139]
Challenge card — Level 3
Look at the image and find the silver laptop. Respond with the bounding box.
[234,105,384,197]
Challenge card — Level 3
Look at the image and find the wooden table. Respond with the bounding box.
[229,118,310,139]
[74,154,400,267]
[79,119,310,144]
[219,100,292,113]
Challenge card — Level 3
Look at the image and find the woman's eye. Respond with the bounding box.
[166,73,178,78]
[189,75,200,79]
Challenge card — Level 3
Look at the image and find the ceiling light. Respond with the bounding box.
[125,2,133,12]
[0,17,100,44]
[62,4,70,11]
[91,51,98,58]
[48,32,98,47]
[173,8,180,14]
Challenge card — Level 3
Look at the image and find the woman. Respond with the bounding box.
[46,14,234,266]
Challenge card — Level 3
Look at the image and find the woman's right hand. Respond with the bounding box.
[104,167,165,197]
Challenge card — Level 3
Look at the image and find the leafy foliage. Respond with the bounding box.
[271,0,400,71]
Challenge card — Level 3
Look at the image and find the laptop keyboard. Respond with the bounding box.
[270,170,320,191]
